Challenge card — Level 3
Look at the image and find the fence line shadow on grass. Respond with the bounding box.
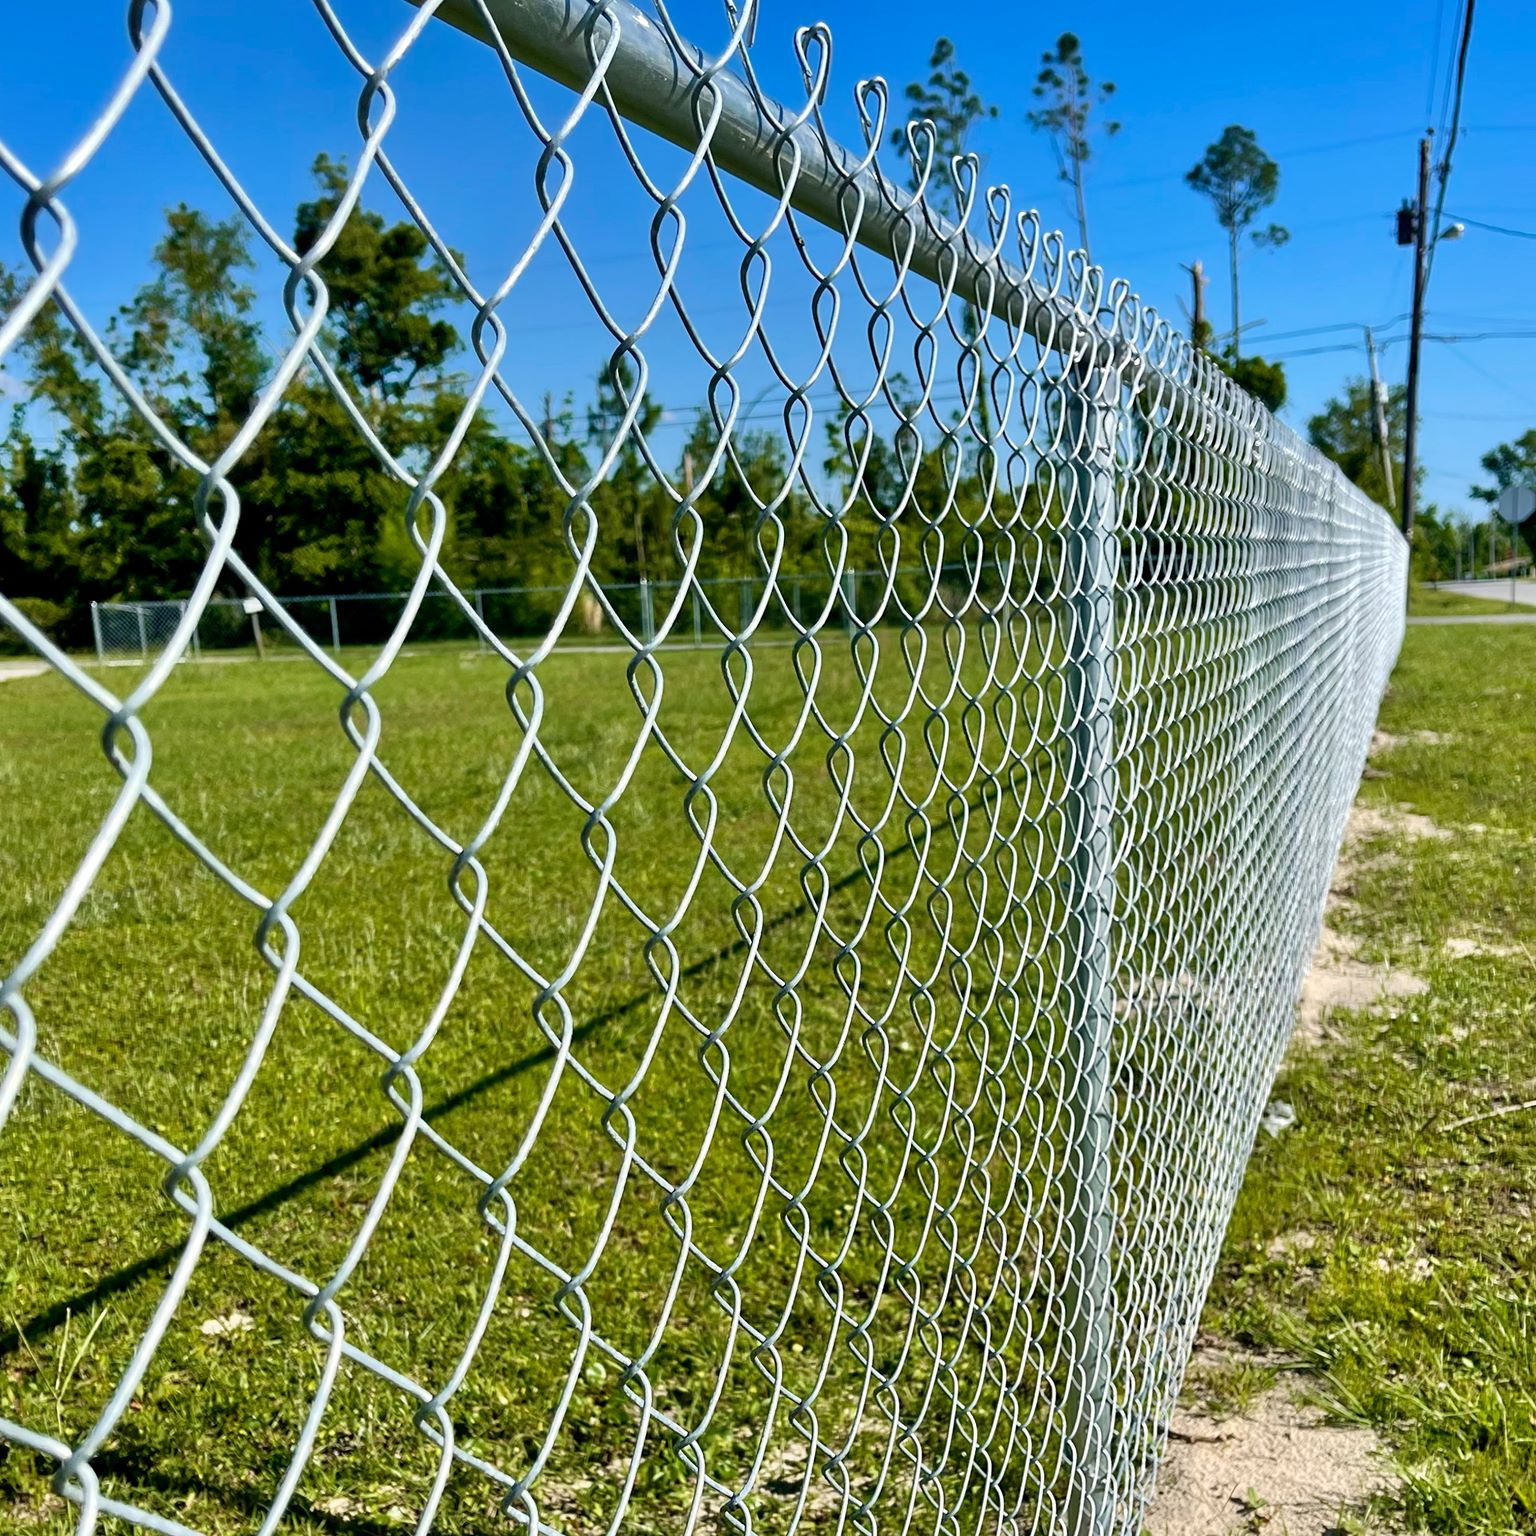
[0,745,1054,1363]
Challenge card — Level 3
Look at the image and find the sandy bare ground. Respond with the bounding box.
[1147,1363,1392,1536]
[1149,746,1456,1532]
[1291,776,1445,1047]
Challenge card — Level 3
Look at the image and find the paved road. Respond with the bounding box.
[1409,613,1536,625]
[1433,579,1536,608]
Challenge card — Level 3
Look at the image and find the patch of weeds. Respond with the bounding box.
[1185,1358,1282,1418]
[1200,625,1536,1534]
[1407,584,1527,617]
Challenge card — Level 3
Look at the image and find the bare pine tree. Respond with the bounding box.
[1027,33,1120,264]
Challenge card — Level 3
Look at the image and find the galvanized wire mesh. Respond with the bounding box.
[1,1,1405,1532]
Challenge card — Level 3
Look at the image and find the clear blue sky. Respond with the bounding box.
[2,0,1532,515]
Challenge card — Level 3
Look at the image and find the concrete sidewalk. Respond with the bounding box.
[1433,578,1536,608]
[1409,612,1536,626]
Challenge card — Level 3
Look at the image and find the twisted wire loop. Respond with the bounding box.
[0,0,1405,1532]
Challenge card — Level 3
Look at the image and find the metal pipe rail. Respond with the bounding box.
[423,0,1174,386]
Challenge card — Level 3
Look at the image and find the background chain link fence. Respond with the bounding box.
[1,0,1405,1532]
[91,570,1025,660]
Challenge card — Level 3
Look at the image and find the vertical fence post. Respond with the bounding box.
[329,596,341,657]
[640,577,656,646]
[135,604,149,660]
[90,602,104,665]
[1060,366,1120,1536]
[691,583,702,648]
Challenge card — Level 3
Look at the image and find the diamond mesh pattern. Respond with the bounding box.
[0,1,1405,1532]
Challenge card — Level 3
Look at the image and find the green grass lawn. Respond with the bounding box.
[0,590,1441,1536]
[1201,622,1536,1532]
[0,630,1106,1533]
[1407,584,1528,617]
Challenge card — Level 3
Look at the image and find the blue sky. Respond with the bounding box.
[2,0,1532,515]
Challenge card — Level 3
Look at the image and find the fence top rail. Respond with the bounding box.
[421,0,1399,544]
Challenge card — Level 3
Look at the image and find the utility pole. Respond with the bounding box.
[1183,259,1210,350]
[1400,134,1431,545]
[1364,326,1396,513]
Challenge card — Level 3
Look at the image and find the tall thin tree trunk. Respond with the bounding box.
[1229,226,1241,361]
[1075,164,1092,265]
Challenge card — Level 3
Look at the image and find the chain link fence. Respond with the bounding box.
[1,0,1404,1532]
[92,570,1013,661]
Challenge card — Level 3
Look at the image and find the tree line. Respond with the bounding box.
[4,36,1531,650]
[2,158,970,649]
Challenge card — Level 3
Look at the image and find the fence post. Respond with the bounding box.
[1059,368,1120,1536]
[640,577,655,646]
[473,589,488,654]
[691,584,702,648]
[90,601,104,665]
[328,596,341,657]
[134,603,148,660]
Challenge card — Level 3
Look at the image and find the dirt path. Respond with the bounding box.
[1146,754,1455,1533]
[1147,1351,1392,1536]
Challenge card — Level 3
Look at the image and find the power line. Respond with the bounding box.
[1426,329,1536,342]
[1258,313,1410,344]
[1448,213,1536,240]
[1432,0,1467,146]
[1428,410,1535,422]
[1439,342,1536,413]
[1426,0,1476,286]
[1425,0,1453,124]
[1263,328,1533,362]
[1092,128,1417,195]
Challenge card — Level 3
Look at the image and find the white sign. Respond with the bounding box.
[241,596,264,616]
[1498,484,1536,525]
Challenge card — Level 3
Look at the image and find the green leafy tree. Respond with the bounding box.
[1408,506,1466,580]
[261,160,469,590]
[1,252,210,612]
[1472,428,1536,559]
[1026,32,1119,263]
[1186,126,1289,360]
[890,38,997,220]
[444,392,580,590]
[294,155,460,403]
[117,204,266,432]
[586,354,668,592]
[1,165,479,625]
[1215,351,1287,412]
[1471,429,1536,504]
[890,40,1000,488]
[682,412,807,582]
[1308,377,1408,513]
